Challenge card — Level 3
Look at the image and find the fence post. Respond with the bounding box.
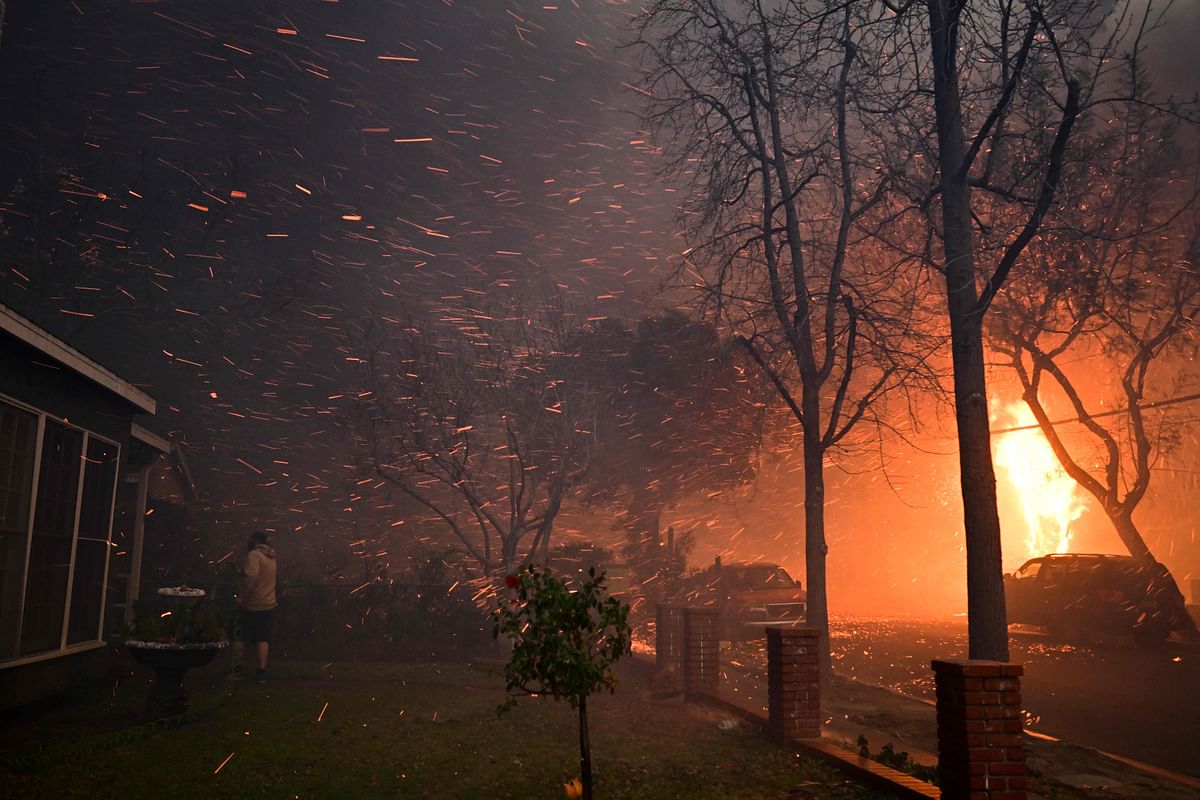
[766,626,822,741]
[682,607,720,698]
[933,659,1026,800]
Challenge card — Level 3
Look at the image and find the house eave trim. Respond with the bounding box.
[130,423,170,454]
[0,304,156,414]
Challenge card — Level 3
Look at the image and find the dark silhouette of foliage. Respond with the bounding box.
[494,565,631,800]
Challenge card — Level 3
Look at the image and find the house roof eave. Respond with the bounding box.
[0,303,156,414]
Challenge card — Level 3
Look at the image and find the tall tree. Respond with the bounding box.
[356,290,588,575]
[884,0,1170,659]
[572,311,766,592]
[991,105,1200,639]
[635,0,939,671]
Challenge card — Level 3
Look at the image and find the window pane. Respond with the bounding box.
[67,438,119,644]
[67,540,107,644]
[19,422,83,656]
[0,401,38,659]
[77,438,117,541]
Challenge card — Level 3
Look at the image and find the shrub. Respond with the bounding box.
[495,565,631,800]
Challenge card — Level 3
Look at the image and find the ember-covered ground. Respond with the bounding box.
[0,660,881,800]
[721,617,1200,779]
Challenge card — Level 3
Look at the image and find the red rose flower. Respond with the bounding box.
[505,574,519,590]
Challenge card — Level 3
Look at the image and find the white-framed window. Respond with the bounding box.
[0,395,120,664]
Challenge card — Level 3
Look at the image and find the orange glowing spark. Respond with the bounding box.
[230,189,247,199]
[393,137,433,143]
[317,702,329,722]
[275,27,298,36]
[235,457,263,475]
[153,11,216,39]
[214,752,235,774]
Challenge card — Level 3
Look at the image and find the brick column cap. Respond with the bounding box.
[765,626,822,638]
[656,602,686,612]
[684,606,720,617]
[932,659,1023,677]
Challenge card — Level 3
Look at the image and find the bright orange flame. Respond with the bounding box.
[992,401,1085,566]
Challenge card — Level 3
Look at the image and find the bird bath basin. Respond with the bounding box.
[125,586,227,720]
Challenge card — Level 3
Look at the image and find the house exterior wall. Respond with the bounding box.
[0,331,144,710]
[0,335,135,446]
[0,644,112,710]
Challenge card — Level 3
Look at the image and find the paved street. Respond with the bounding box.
[725,617,1200,777]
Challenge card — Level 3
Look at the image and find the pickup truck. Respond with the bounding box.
[682,559,807,640]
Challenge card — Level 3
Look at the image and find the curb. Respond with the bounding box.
[633,653,939,799]
[1025,729,1200,793]
[686,687,940,800]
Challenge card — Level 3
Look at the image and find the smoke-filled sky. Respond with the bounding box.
[0,0,667,529]
[1,0,1198,611]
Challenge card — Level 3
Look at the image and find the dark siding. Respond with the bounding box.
[0,330,146,708]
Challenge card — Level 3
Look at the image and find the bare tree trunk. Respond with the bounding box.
[1109,509,1151,562]
[1112,512,1200,640]
[927,0,1009,661]
[801,403,831,676]
[578,695,593,800]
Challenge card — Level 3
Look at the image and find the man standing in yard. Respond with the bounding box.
[236,530,278,683]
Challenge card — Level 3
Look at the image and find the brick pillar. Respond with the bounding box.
[655,604,685,674]
[682,607,720,696]
[933,659,1026,800]
[766,627,821,741]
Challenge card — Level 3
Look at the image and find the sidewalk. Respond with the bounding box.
[712,652,1200,799]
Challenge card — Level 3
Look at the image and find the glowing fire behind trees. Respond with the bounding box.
[992,401,1086,569]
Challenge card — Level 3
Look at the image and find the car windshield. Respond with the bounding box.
[1017,561,1042,579]
[723,566,795,589]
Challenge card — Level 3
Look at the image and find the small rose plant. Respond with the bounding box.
[494,565,631,800]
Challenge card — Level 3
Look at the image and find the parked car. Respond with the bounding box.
[681,559,807,640]
[1004,553,1183,645]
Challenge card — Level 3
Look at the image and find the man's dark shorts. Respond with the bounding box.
[241,608,277,644]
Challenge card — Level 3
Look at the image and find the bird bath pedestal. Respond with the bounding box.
[125,640,227,719]
[125,586,228,720]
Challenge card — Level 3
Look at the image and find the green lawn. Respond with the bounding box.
[2,660,886,799]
